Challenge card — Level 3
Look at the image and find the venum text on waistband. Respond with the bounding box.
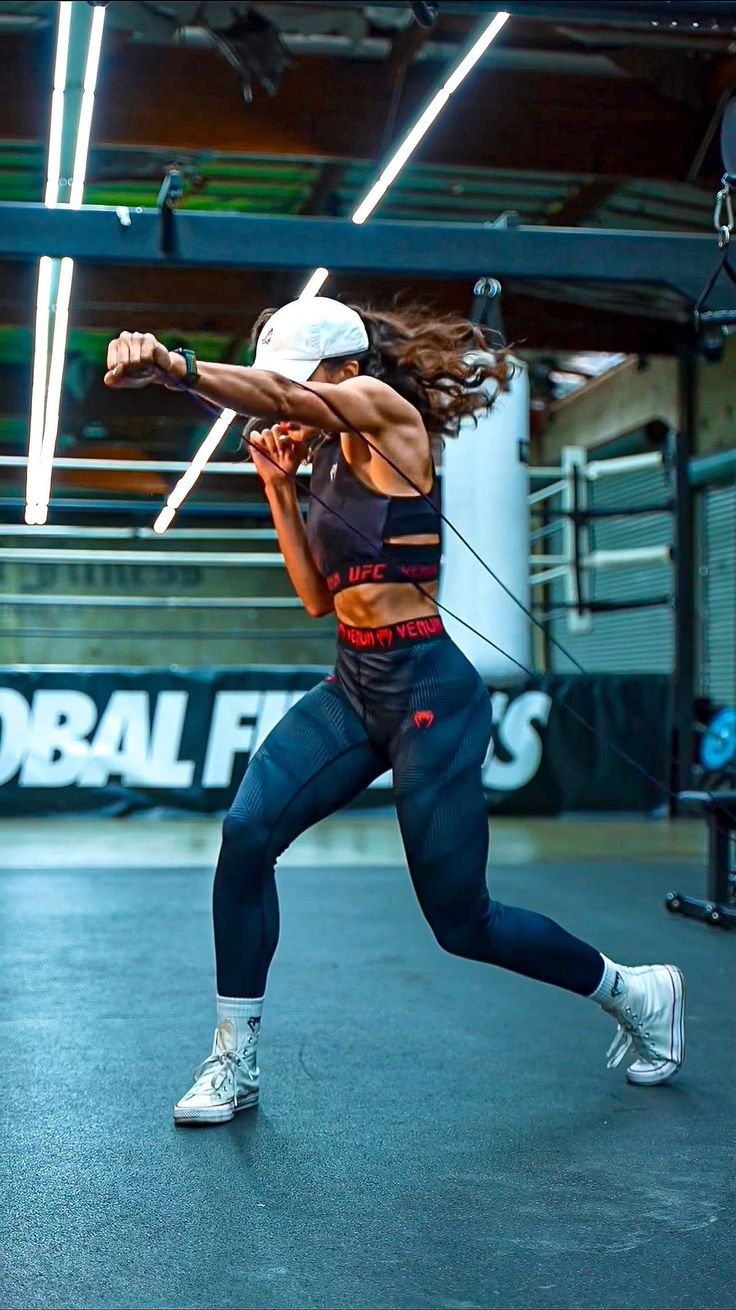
[337,615,444,649]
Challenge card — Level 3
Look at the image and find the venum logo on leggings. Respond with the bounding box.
[413,710,435,729]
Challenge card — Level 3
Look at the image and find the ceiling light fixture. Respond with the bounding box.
[26,2,106,526]
[155,11,511,529]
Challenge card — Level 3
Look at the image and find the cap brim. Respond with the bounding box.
[252,353,319,383]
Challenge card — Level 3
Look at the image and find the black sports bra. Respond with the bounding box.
[306,437,442,595]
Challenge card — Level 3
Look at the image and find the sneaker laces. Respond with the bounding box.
[192,1047,241,1098]
[606,1004,656,1069]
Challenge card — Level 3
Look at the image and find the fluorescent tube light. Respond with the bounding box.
[25,257,53,523]
[353,11,509,225]
[32,256,74,521]
[153,408,236,532]
[299,267,330,299]
[29,3,107,523]
[29,2,71,523]
[69,3,106,208]
[155,11,510,529]
[44,0,72,207]
[298,12,509,287]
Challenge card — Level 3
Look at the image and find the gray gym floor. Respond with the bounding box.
[1,816,734,1310]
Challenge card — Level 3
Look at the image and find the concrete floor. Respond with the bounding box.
[0,811,709,870]
[1,814,733,1310]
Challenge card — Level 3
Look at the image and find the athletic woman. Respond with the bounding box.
[103,296,686,1126]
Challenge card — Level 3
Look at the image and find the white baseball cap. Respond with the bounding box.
[252,297,369,382]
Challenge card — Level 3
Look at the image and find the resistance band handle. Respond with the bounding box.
[695,308,736,326]
[693,247,736,325]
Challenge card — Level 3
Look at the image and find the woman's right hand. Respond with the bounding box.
[104,331,180,389]
[247,423,305,487]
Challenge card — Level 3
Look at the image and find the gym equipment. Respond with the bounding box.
[666,787,736,929]
[694,97,736,336]
[699,707,736,774]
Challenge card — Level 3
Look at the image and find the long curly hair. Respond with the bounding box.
[250,300,513,442]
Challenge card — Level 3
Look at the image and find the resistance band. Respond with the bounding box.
[232,378,734,826]
[161,369,733,822]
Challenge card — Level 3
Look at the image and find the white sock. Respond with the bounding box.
[588,955,629,1008]
[216,994,264,1050]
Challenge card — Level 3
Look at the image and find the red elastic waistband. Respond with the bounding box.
[336,615,446,651]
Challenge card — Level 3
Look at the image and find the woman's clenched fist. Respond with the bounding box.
[104,331,182,389]
[246,423,306,486]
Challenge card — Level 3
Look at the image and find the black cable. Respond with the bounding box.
[240,430,531,678]
[277,380,736,823]
[158,375,734,827]
[236,418,685,814]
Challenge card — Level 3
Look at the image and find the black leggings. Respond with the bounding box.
[213,631,605,999]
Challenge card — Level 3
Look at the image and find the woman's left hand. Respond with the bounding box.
[247,423,307,485]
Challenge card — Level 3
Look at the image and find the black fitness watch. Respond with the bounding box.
[170,346,200,389]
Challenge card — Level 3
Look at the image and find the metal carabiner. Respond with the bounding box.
[714,181,734,247]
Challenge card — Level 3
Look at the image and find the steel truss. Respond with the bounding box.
[0,202,728,306]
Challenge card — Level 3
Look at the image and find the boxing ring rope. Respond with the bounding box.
[0,448,673,623]
[528,447,672,632]
[0,526,278,541]
[0,594,302,609]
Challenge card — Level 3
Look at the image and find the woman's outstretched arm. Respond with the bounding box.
[103,331,417,436]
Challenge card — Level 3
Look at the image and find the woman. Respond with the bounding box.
[104,296,685,1126]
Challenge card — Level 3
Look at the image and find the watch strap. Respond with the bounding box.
[171,346,200,389]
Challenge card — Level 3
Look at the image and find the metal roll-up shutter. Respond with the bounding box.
[547,463,673,673]
[697,482,736,706]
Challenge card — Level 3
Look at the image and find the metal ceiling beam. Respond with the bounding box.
[169,29,627,77]
[0,202,726,305]
[3,1,729,31]
[285,1,736,25]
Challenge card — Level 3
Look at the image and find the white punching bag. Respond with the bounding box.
[439,360,531,682]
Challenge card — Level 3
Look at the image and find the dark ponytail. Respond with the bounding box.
[250,300,513,442]
[349,302,513,441]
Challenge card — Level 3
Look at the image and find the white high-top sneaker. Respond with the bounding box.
[602,964,686,1086]
[173,1018,259,1125]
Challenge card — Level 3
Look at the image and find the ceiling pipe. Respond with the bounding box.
[173,27,627,76]
[268,0,736,25]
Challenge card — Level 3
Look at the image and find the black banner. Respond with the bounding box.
[0,667,671,816]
